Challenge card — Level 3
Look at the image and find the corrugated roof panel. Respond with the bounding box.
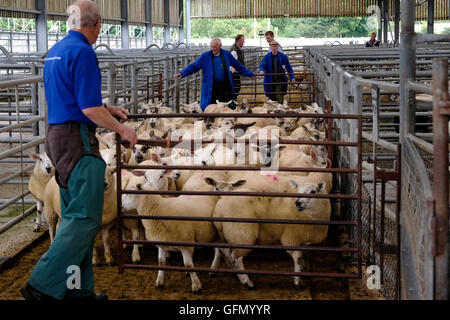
[96,0,121,20]
[128,0,146,23]
[191,0,449,20]
[170,0,179,26]
[152,0,164,25]
[0,0,34,11]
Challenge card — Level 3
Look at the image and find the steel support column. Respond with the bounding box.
[186,0,191,44]
[377,0,383,42]
[394,0,400,43]
[427,0,435,34]
[400,0,416,138]
[179,0,184,43]
[383,0,389,43]
[400,0,418,300]
[121,0,130,49]
[35,0,47,52]
[164,0,170,44]
[146,0,153,46]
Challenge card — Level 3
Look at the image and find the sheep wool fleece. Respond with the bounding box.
[28,123,105,300]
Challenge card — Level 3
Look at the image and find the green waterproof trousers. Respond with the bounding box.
[28,123,106,300]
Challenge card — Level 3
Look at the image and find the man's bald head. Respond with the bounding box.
[67,0,101,30]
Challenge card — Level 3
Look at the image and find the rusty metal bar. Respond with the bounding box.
[116,132,125,274]
[120,214,358,226]
[120,189,358,199]
[122,264,360,279]
[122,164,358,174]
[121,240,358,252]
[126,112,361,120]
[432,58,449,300]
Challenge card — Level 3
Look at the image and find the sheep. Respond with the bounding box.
[289,124,325,141]
[212,179,330,288]
[180,101,203,124]
[296,103,326,131]
[100,149,117,169]
[279,148,330,173]
[121,172,218,293]
[28,152,55,232]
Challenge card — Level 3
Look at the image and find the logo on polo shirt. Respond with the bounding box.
[46,57,62,61]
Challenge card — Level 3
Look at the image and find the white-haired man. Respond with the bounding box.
[21,0,137,301]
[175,37,255,110]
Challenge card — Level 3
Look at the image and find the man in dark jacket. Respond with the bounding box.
[229,34,246,96]
[259,40,295,103]
[21,0,137,301]
[174,38,255,111]
[366,32,380,47]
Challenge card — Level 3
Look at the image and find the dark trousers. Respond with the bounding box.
[232,75,241,96]
[211,81,234,105]
[272,84,285,103]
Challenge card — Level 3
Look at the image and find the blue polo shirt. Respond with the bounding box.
[213,55,226,83]
[44,30,102,126]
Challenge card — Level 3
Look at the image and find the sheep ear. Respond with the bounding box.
[204,177,216,186]
[29,153,40,160]
[310,149,317,161]
[326,158,332,168]
[132,170,146,177]
[151,153,161,163]
[289,180,298,189]
[232,180,247,188]
[277,145,287,152]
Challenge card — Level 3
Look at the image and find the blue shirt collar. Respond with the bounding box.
[68,30,91,46]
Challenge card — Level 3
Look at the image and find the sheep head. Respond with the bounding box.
[30,152,54,175]
[204,177,247,192]
[289,181,327,212]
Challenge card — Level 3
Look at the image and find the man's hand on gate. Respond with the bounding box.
[106,105,129,123]
[120,126,138,149]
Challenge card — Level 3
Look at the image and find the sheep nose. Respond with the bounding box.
[202,161,207,166]
[46,167,52,173]
[150,123,156,128]
[295,200,306,211]
[136,155,143,163]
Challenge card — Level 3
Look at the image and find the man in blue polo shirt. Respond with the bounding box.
[21,0,137,301]
[174,38,255,111]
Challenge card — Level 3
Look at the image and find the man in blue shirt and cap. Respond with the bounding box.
[21,0,137,301]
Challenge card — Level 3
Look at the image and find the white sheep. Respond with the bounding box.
[121,172,218,293]
[28,152,55,232]
[212,179,330,288]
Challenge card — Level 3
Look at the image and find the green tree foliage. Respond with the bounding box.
[191,17,372,39]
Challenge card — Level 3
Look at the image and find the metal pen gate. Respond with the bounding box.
[114,111,364,285]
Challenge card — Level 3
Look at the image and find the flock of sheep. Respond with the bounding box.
[28,97,333,293]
